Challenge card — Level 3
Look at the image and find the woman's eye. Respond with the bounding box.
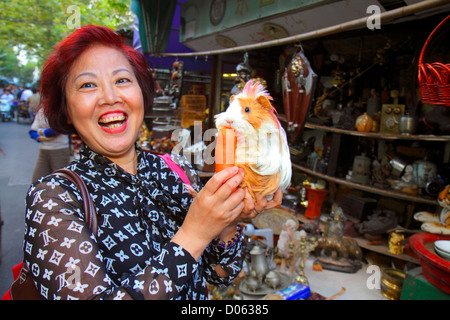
[245,107,250,113]
[80,82,95,89]
[116,78,130,84]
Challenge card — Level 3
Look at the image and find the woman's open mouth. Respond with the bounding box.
[98,111,128,133]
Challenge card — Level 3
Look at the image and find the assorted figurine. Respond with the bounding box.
[278,219,302,274]
[239,241,289,296]
[388,231,406,255]
[314,205,363,273]
[294,230,318,286]
[414,185,450,235]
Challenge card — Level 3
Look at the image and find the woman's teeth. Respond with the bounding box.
[102,122,123,129]
[98,114,127,129]
[99,115,126,123]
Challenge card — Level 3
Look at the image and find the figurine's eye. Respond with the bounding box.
[245,107,250,113]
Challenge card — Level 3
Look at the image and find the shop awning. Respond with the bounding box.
[130,0,177,56]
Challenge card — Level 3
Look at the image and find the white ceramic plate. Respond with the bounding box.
[435,247,450,261]
[435,240,450,254]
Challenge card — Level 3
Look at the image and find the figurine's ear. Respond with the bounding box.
[257,95,271,110]
[230,95,235,102]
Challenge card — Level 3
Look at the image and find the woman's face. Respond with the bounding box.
[65,44,144,165]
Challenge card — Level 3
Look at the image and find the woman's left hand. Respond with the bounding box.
[239,187,283,221]
[214,187,283,277]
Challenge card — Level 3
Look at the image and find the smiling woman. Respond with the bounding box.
[40,25,153,137]
[63,44,144,171]
[16,25,279,300]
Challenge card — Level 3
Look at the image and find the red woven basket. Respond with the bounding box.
[418,15,450,107]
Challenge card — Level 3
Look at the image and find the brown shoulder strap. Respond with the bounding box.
[10,169,98,300]
[54,168,98,237]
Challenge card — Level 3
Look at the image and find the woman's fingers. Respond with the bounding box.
[212,168,245,201]
[190,167,245,221]
[239,188,284,221]
[243,187,255,213]
[265,188,283,210]
[204,166,241,196]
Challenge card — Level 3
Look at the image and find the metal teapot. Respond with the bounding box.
[249,243,273,280]
[264,270,281,289]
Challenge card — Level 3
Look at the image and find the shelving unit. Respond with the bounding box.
[290,118,450,265]
[292,162,437,206]
[294,121,447,206]
[304,122,450,142]
[296,212,420,265]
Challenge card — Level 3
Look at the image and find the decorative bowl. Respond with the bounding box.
[409,233,450,294]
[380,268,406,300]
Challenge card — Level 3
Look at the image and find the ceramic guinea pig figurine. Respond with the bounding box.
[215,80,292,200]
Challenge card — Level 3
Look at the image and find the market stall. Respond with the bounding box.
[134,0,450,300]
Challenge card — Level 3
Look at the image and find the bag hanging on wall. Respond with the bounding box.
[1,169,98,300]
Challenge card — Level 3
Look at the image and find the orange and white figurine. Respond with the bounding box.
[215,80,292,200]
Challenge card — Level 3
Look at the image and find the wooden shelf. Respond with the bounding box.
[304,122,450,142]
[292,163,437,205]
[296,212,420,265]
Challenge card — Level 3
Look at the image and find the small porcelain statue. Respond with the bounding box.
[414,185,450,235]
[388,231,405,255]
[278,219,301,274]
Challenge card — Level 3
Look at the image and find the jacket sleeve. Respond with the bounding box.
[23,176,199,300]
[28,130,39,142]
[163,153,246,287]
[202,237,246,287]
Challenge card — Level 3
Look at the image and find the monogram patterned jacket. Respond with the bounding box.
[23,144,245,300]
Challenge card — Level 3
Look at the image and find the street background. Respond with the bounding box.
[0,119,38,296]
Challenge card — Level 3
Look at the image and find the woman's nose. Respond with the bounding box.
[99,85,121,105]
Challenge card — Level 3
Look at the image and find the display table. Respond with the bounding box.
[241,257,387,300]
[303,258,387,300]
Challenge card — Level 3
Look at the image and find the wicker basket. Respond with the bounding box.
[418,15,450,107]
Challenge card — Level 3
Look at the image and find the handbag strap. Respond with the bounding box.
[9,169,98,300]
[54,168,98,237]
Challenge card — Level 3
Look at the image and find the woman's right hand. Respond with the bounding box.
[171,166,246,260]
[37,136,56,142]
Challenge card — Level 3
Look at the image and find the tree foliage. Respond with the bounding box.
[0,47,20,79]
[0,0,135,64]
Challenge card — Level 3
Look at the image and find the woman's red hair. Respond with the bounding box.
[40,25,154,134]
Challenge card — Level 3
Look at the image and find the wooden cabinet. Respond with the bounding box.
[291,122,450,264]
[295,122,449,205]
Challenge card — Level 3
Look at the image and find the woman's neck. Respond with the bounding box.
[106,146,138,175]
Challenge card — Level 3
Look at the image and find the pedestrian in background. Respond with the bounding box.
[26,87,40,120]
[29,107,71,182]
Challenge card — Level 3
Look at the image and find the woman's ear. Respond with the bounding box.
[66,108,72,125]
